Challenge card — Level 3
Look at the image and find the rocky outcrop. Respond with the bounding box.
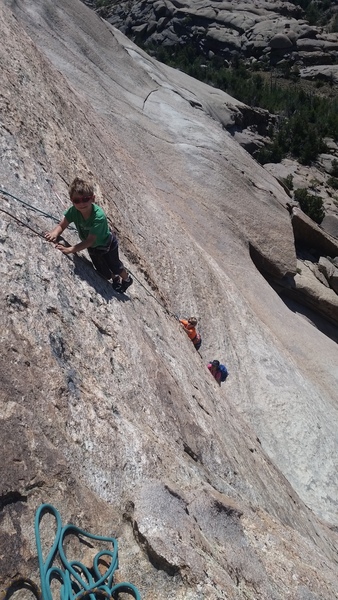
[99,0,338,67]
[318,255,338,294]
[281,257,338,326]
[264,207,338,325]
[322,214,338,238]
[264,157,338,227]
[1,1,338,599]
[81,1,338,160]
[300,63,338,83]
[291,207,338,257]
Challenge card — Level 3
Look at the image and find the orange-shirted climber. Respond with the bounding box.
[179,316,202,351]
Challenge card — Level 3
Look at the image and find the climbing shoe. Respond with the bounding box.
[112,276,122,290]
[119,276,133,293]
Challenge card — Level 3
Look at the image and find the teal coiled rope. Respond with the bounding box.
[35,504,141,600]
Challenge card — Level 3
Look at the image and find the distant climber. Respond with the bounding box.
[179,316,202,351]
[44,177,133,293]
[207,360,228,385]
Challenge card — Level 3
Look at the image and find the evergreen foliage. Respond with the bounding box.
[330,159,338,177]
[282,1,338,25]
[281,174,294,191]
[327,176,338,189]
[92,0,338,166]
[294,188,325,223]
[331,14,338,32]
[145,43,338,165]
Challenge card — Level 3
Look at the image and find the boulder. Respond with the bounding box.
[269,33,294,49]
[323,138,338,153]
[304,259,330,288]
[297,37,326,51]
[318,256,338,294]
[292,259,338,325]
[147,20,157,35]
[131,22,148,35]
[153,1,174,18]
[171,0,187,7]
[300,64,338,83]
[103,0,338,67]
[286,29,297,45]
[321,214,338,239]
[297,51,334,66]
[291,207,338,258]
[233,127,268,154]
[206,26,242,50]
[317,153,337,173]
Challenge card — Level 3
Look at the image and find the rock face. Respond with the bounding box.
[292,207,338,257]
[300,63,338,83]
[101,0,338,68]
[1,1,338,599]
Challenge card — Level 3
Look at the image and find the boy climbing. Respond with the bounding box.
[179,316,202,351]
[44,177,133,293]
[207,360,228,385]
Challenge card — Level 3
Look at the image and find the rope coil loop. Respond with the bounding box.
[35,504,140,600]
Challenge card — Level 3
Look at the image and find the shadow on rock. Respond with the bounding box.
[72,255,130,304]
[2,578,41,600]
[280,295,338,345]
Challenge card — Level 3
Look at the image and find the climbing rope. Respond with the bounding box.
[34,503,141,600]
[1,577,42,600]
[0,207,47,239]
[0,187,76,231]
[0,188,199,322]
[126,267,176,316]
[0,186,176,317]
[0,187,62,222]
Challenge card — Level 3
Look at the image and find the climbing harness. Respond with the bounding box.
[34,503,141,600]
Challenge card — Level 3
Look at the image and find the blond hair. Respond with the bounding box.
[69,177,94,199]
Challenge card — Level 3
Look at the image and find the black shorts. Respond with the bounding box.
[88,233,124,279]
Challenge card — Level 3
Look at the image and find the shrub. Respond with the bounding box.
[330,159,338,177]
[254,142,283,165]
[327,176,338,189]
[331,14,338,33]
[281,174,294,190]
[294,188,325,223]
[140,39,338,165]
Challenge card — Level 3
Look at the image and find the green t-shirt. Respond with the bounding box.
[64,204,110,248]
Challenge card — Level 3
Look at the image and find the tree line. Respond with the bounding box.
[146,44,338,169]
